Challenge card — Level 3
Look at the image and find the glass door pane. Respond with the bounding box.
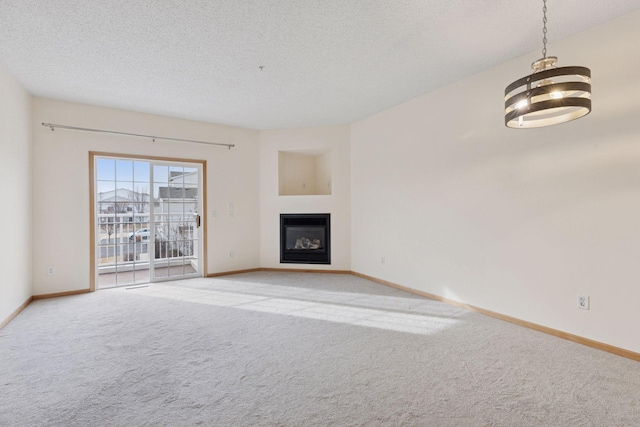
[151,162,201,282]
[95,156,202,288]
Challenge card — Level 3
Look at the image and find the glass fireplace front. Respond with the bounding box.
[280,214,330,264]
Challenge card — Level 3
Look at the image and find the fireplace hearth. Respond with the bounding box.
[280,214,330,264]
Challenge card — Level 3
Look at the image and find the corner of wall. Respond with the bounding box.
[258,125,351,270]
[0,65,33,324]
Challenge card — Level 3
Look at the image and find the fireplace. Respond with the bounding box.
[280,214,330,264]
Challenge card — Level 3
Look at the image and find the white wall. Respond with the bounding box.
[0,65,32,322]
[260,126,350,270]
[31,98,260,295]
[351,10,640,354]
[315,152,332,196]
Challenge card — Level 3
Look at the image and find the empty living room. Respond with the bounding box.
[2,1,640,425]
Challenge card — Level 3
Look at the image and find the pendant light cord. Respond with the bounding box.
[542,0,548,58]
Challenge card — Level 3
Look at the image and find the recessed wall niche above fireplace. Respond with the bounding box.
[280,214,331,264]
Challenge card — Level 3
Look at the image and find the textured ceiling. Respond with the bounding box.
[2,1,640,130]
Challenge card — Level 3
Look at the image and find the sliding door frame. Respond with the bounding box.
[89,151,208,291]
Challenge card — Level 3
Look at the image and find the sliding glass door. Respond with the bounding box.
[94,156,203,288]
[150,164,201,281]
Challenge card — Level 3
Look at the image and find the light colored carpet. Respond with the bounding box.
[1,272,639,426]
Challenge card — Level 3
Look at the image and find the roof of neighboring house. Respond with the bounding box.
[99,195,134,203]
[169,170,197,179]
[98,188,150,202]
[158,187,198,199]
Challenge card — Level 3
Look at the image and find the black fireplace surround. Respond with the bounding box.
[280,214,330,264]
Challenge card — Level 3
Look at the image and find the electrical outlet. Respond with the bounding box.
[228,251,234,258]
[47,266,55,276]
[211,210,217,218]
[577,295,590,310]
[381,257,385,265]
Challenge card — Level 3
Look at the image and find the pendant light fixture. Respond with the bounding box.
[504,0,591,128]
